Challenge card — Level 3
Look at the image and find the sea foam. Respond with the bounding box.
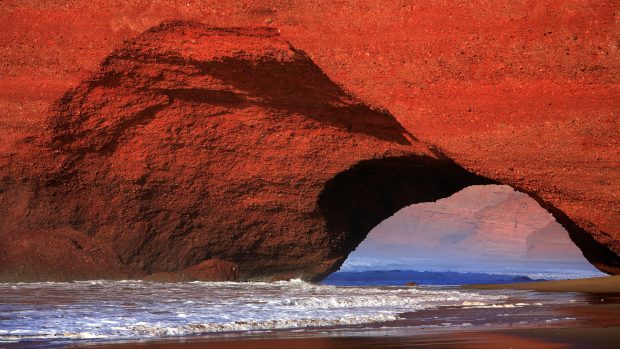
[1,280,514,343]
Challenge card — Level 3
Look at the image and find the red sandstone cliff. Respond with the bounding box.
[2,22,478,281]
[0,1,618,280]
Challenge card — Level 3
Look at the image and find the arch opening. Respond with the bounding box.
[317,156,607,284]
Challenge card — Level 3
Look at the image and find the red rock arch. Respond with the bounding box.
[316,155,492,279]
[0,21,617,281]
[318,158,620,279]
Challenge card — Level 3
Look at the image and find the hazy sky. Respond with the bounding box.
[342,185,603,276]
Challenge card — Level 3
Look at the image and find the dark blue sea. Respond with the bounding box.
[322,270,545,286]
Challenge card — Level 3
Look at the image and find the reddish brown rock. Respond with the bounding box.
[4,22,491,281]
[144,258,238,282]
[183,259,238,281]
[0,1,618,281]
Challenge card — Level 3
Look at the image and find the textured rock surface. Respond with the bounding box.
[0,1,619,280]
[2,22,493,281]
[144,258,239,282]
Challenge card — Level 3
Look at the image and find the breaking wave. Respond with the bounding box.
[0,279,515,342]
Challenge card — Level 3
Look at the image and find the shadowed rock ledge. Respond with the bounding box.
[0,21,617,281]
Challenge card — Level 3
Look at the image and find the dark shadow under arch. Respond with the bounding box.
[316,155,494,279]
[317,155,618,280]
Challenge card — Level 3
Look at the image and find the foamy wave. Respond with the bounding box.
[0,314,401,341]
[0,280,516,343]
[461,301,544,309]
[280,291,467,310]
[127,313,400,336]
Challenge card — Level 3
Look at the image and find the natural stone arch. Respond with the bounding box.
[0,22,425,282]
[316,155,493,279]
[317,159,620,279]
[0,21,617,282]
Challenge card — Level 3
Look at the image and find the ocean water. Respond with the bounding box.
[0,277,585,348]
[322,270,545,286]
[322,269,604,286]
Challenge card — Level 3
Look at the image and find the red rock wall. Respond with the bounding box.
[1,22,437,281]
[0,1,618,280]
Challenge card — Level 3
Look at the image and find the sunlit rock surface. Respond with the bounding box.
[0,1,619,281]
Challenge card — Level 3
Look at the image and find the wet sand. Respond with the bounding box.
[467,275,620,293]
[73,327,620,349]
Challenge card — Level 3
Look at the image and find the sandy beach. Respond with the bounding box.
[71,326,620,349]
[75,321,620,349]
[467,275,620,293]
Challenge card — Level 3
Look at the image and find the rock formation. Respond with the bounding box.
[0,22,489,281]
[0,15,618,281]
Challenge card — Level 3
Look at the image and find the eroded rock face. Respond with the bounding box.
[0,22,458,281]
[0,21,617,281]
